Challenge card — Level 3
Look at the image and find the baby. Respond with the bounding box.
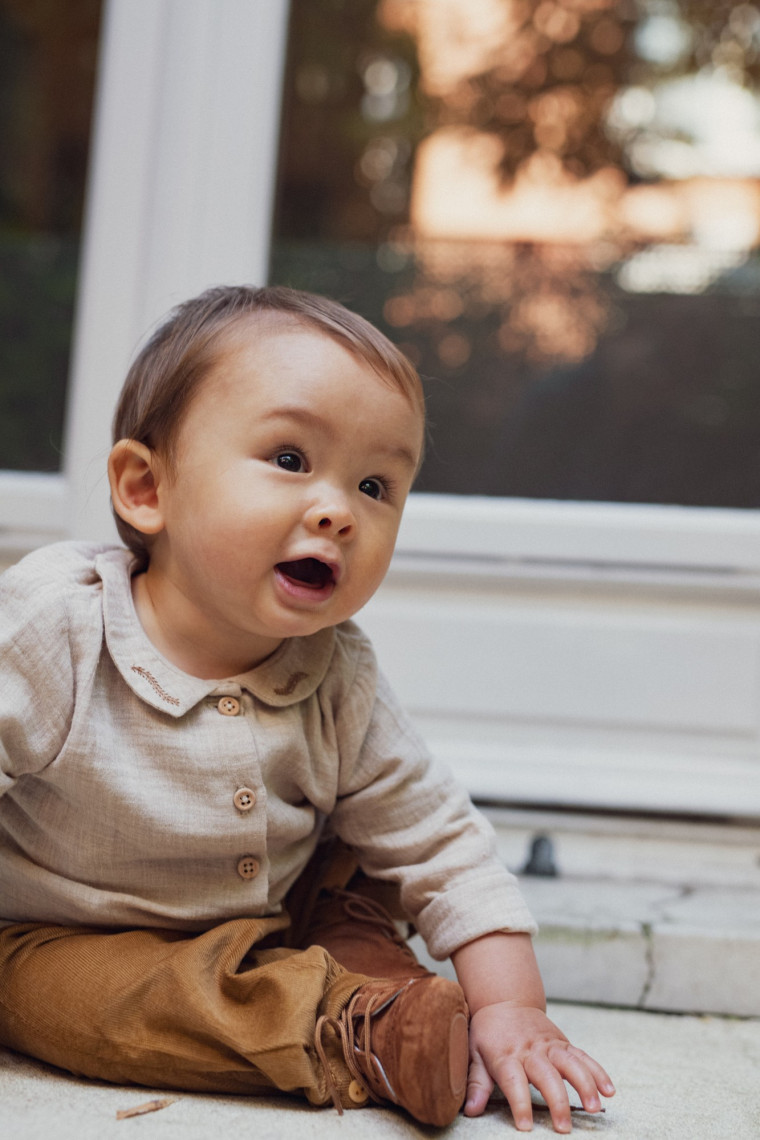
[0,285,614,1131]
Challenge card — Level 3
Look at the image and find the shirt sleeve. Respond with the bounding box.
[0,551,80,796]
[327,634,537,960]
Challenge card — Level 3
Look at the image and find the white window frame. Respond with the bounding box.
[2,0,759,817]
[0,0,291,551]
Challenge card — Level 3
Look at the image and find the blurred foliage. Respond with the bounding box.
[273,238,760,507]
[274,0,423,245]
[416,1,760,185]
[423,0,637,183]
[670,1,760,85]
[0,0,100,472]
[272,0,760,508]
[0,234,77,470]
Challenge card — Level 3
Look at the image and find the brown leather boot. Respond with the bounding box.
[315,975,470,1127]
[299,887,433,980]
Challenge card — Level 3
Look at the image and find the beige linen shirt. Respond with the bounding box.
[0,543,536,960]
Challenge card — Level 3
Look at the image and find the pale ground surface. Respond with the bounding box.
[2,810,759,1139]
[3,1001,759,1140]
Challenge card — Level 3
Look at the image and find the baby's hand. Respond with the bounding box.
[464,1002,615,1133]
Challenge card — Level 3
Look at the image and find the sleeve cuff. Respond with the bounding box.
[414,871,539,961]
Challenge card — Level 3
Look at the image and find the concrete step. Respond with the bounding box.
[463,808,760,1017]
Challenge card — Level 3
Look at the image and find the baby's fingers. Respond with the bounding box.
[463,1051,494,1118]
[571,1048,616,1101]
[487,1057,536,1132]
[527,1046,615,1132]
[549,1045,616,1112]
[523,1054,575,1134]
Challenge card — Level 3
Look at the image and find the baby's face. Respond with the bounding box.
[145,323,424,672]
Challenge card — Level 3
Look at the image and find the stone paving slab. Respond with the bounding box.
[523,879,760,1016]
[408,874,760,1018]
[480,810,760,1017]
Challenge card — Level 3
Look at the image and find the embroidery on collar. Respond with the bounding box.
[131,666,181,706]
[273,671,309,697]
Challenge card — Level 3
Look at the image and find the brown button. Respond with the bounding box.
[237,856,259,880]
[217,696,241,716]
[348,1079,369,1105]
[233,787,256,812]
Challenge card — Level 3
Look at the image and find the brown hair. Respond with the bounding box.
[111,284,424,561]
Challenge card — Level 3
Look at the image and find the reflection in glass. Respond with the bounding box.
[271,0,760,508]
[0,0,101,472]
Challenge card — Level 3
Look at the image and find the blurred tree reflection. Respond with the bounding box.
[382,1,760,184]
[275,0,422,245]
[0,0,101,472]
[272,0,760,507]
[385,0,635,183]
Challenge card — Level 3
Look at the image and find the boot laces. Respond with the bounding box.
[314,980,417,1114]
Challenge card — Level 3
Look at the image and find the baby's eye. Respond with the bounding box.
[274,451,304,473]
[359,478,385,500]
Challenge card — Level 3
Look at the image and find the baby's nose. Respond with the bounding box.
[306,499,354,536]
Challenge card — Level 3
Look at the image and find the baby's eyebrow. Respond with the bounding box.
[261,405,419,470]
[382,441,419,471]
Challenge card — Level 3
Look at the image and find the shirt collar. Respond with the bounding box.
[96,547,337,716]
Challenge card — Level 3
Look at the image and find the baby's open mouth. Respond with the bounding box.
[276,558,335,589]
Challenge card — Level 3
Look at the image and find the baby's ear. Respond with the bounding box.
[108,439,166,535]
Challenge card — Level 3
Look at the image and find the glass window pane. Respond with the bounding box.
[270,0,760,509]
[0,0,102,473]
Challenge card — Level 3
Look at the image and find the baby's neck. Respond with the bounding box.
[130,570,282,679]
